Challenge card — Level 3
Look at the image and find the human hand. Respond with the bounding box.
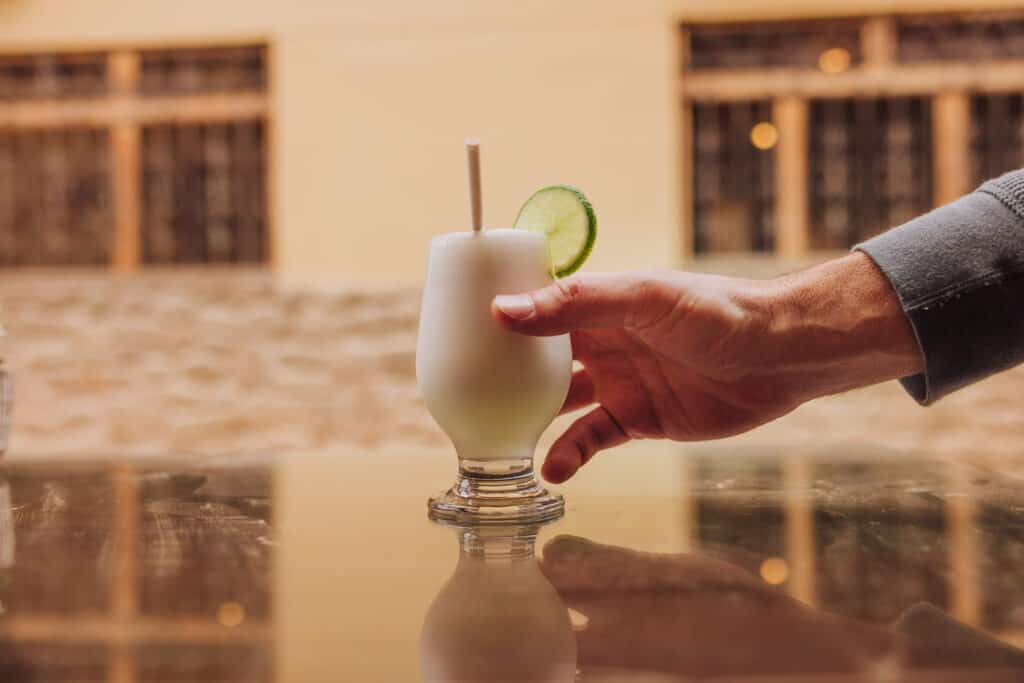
[492,254,923,482]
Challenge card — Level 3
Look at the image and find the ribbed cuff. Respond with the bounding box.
[855,188,1024,405]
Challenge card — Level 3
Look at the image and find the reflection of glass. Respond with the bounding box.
[416,230,571,523]
[420,520,575,682]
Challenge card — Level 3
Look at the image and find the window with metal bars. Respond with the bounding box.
[688,19,863,70]
[692,100,774,254]
[142,122,266,264]
[809,97,932,249]
[0,45,268,268]
[0,53,108,100]
[971,94,1024,186]
[139,45,267,96]
[0,128,113,266]
[899,13,1024,62]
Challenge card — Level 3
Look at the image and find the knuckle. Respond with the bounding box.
[628,271,678,329]
[574,432,596,464]
[576,414,611,463]
[582,419,603,448]
[552,277,586,308]
[568,417,595,448]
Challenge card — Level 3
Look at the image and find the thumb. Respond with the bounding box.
[491,271,666,336]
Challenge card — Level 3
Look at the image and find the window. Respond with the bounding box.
[809,97,932,248]
[971,93,1024,186]
[899,13,1024,62]
[142,122,266,264]
[139,45,266,96]
[692,101,774,253]
[0,52,108,100]
[682,11,1024,257]
[688,19,863,70]
[0,45,269,269]
[0,128,112,265]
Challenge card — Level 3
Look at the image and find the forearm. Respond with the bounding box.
[760,252,924,402]
[758,168,1024,406]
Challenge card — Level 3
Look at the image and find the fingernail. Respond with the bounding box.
[494,294,535,320]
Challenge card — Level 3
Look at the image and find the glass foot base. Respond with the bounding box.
[428,459,564,525]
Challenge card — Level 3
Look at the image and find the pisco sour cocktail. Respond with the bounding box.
[416,140,597,524]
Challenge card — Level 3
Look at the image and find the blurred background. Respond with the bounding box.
[1,2,1024,681]
[0,0,1019,464]
[0,0,1019,448]
[0,0,1021,464]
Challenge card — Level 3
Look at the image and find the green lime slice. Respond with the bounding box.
[513,185,596,278]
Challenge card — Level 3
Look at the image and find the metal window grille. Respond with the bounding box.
[971,93,1024,186]
[688,20,863,70]
[141,122,266,264]
[692,100,774,254]
[0,128,113,265]
[899,13,1024,62]
[0,52,108,100]
[0,45,268,268]
[139,45,266,96]
[809,97,932,248]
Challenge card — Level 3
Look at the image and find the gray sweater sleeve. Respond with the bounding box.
[855,169,1024,405]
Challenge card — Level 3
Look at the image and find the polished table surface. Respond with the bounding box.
[0,445,1022,682]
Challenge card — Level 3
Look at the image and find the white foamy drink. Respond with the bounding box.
[416,229,571,464]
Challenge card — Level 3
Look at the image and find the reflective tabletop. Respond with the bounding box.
[0,445,1022,682]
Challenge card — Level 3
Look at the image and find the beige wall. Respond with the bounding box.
[1,0,1021,285]
[273,15,680,286]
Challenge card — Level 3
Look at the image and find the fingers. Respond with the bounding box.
[540,535,637,592]
[492,272,668,336]
[560,369,596,415]
[541,405,630,484]
[541,535,768,594]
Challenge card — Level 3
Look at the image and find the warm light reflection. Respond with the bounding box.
[759,557,789,585]
[218,601,246,627]
[749,122,779,150]
[818,47,852,74]
[567,607,590,631]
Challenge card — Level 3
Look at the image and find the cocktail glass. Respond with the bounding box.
[416,229,571,524]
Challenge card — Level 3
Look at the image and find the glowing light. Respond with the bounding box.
[217,602,246,627]
[759,557,789,585]
[567,607,590,631]
[750,122,779,150]
[818,47,852,74]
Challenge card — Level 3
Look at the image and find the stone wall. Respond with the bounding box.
[0,269,441,456]
[1,269,1021,472]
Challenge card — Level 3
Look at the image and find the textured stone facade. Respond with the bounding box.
[1,269,1021,473]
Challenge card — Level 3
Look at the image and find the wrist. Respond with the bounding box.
[760,252,924,401]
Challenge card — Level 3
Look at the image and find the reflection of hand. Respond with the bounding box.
[493,255,922,483]
[538,535,897,678]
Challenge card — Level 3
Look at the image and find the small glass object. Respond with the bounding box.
[416,229,571,524]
